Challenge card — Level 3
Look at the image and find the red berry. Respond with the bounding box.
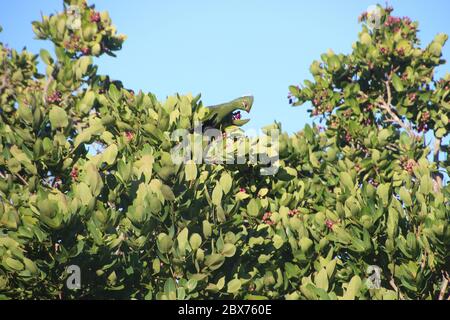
[262,212,274,225]
[125,131,134,141]
[81,47,90,55]
[90,11,101,23]
[47,91,62,104]
[325,219,334,230]
[53,177,62,188]
[70,167,78,180]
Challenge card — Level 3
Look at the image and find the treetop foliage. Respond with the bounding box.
[0,1,449,299]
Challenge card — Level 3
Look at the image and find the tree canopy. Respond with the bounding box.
[0,1,449,299]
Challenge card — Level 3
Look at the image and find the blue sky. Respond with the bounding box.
[1,0,449,134]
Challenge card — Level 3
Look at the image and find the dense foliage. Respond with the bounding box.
[0,1,449,299]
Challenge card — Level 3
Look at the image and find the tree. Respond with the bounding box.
[288,4,450,299]
[0,1,448,299]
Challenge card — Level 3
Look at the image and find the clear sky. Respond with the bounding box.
[1,0,449,134]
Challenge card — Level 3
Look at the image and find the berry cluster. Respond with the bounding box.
[385,16,415,34]
[437,79,450,91]
[408,92,417,102]
[262,212,274,225]
[125,131,134,141]
[288,209,299,217]
[417,111,430,133]
[400,157,417,174]
[239,188,246,193]
[90,11,101,23]
[70,167,79,180]
[379,46,388,55]
[81,47,91,55]
[384,15,402,27]
[63,34,81,51]
[329,120,339,129]
[342,109,353,118]
[311,90,333,115]
[358,12,368,23]
[47,91,62,104]
[53,177,62,189]
[344,131,352,143]
[325,219,334,230]
[368,179,379,187]
[396,47,405,56]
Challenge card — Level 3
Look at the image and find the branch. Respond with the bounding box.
[439,272,449,300]
[15,173,29,186]
[389,277,405,300]
[0,73,9,93]
[433,138,443,193]
[379,81,415,137]
[42,74,54,104]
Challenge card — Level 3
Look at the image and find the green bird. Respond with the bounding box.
[203,95,254,130]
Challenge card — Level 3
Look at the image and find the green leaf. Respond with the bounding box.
[340,172,354,190]
[202,220,212,238]
[40,49,53,65]
[185,160,197,181]
[4,257,24,271]
[258,188,269,197]
[189,233,202,251]
[360,32,372,45]
[177,228,189,253]
[157,233,173,254]
[164,278,177,297]
[85,164,103,196]
[342,275,362,300]
[273,234,284,249]
[429,42,443,56]
[161,184,176,201]
[227,279,242,294]
[377,183,390,206]
[247,199,260,217]
[219,173,232,194]
[212,184,223,206]
[419,175,432,195]
[399,187,412,207]
[18,102,33,123]
[134,155,154,182]
[328,55,341,72]
[315,268,329,291]
[387,207,399,239]
[75,182,93,206]
[102,144,118,165]
[49,106,68,129]
[152,259,160,274]
[221,243,236,257]
[391,74,404,92]
[204,254,225,271]
[435,128,446,139]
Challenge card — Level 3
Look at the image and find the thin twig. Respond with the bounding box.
[389,277,405,300]
[42,74,54,104]
[379,80,414,137]
[433,138,443,193]
[15,173,29,186]
[439,272,449,300]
